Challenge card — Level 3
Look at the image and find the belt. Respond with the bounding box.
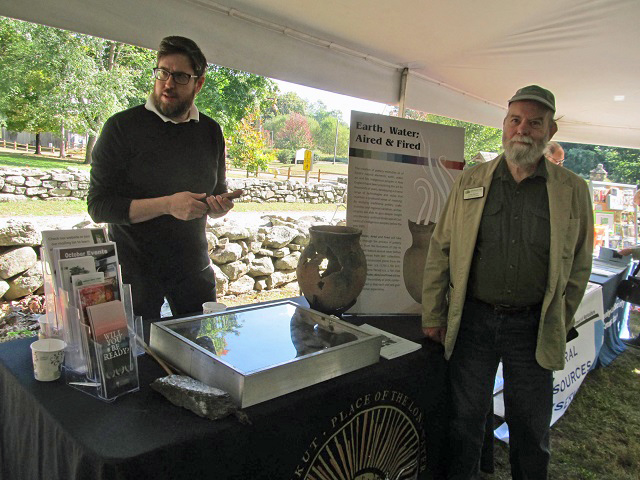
[468,298,541,314]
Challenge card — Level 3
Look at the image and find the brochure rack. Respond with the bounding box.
[40,232,140,402]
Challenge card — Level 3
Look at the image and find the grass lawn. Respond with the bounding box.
[266,161,348,175]
[0,148,89,171]
[0,148,347,181]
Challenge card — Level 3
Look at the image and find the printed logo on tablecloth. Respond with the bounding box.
[291,390,426,480]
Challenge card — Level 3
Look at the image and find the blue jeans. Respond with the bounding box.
[447,300,553,480]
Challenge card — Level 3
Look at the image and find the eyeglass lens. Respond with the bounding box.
[153,68,192,85]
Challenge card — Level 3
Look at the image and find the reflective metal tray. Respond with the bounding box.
[149,300,382,407]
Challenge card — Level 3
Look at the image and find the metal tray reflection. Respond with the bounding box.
[150,300,382,407]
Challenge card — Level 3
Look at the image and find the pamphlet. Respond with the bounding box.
[40,227,109,340]
[75,281,118,379]
[86,300,137,398]
[58,256,97,296]
[358,324,422,359]
[70,272,105,293]
[54,242,121,299]
[41,227,107,279]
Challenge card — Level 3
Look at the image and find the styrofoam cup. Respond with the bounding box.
[202,302,227,314]
[30,338,66,381]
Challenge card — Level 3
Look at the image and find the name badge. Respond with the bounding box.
[463,187,484,200]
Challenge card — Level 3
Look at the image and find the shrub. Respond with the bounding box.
[276,149,295,164]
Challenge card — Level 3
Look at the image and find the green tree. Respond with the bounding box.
[314,116,349,157]
[561,143,640,183]
[562,144,600,178]
[227,112,276,176]
[0,17,155,163]
[307,100,341,123]
[276,91,307,116]
[597,146,640,185]
[197,65,277,133]
[403,109,503,164]
[263,114,289,143]
[69,40,154,163]
[0,19,63,153]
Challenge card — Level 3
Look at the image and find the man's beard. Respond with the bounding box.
[152,88,195,120]
[503,133,549,168]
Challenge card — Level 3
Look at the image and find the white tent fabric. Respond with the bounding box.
[2,0,639,148]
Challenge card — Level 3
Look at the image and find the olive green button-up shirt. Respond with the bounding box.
[468,157,550,306]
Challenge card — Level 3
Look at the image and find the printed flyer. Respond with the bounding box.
[347,111,465,314]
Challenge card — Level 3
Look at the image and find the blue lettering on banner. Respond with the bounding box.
[552,361,592,394]
[554,391,577,412]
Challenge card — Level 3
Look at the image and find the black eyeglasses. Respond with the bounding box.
[152,68,199,85]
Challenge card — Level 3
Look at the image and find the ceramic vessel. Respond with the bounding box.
[297,225,367,315]
[403,219,436,303]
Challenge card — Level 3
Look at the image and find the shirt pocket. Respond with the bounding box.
[523,203,550,252]
[477,200,502,245]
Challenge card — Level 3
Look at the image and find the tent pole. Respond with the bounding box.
[398,67,409,118]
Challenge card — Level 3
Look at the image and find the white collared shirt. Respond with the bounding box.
[144,95,200,124]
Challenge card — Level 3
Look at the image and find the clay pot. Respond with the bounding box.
[403,219,436,303]
[297,225,367,316]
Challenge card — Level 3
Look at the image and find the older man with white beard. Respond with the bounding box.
[421,85,593,479]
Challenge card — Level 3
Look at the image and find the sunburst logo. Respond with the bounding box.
[293,391,426,480]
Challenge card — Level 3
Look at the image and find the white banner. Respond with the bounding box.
[346,111,465,315]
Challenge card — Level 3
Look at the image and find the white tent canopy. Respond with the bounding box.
[2,0,639,148]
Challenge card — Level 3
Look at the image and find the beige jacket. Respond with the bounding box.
[421,155,594,370]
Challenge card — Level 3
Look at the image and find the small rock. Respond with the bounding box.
[150,374,249,423]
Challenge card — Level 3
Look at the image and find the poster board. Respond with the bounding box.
[346,111,465,314]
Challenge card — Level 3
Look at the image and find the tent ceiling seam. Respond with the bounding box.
[182,0,401,70]
[183,1,507,114]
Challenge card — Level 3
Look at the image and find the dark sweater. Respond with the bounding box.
[88,105,226,283]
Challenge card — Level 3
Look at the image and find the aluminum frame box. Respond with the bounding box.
[149,301,382,408]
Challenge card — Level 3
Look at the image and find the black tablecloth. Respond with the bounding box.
[0,315,448,480]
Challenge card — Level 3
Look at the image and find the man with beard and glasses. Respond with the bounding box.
[422,85,593,479]
[88,36,241,333]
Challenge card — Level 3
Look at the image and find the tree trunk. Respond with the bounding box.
[35,133,42,155]
[59,124,66,158]
[84,135,97,165]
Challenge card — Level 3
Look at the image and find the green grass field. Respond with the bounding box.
[0,149,89,171]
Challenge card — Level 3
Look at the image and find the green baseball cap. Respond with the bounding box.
[508,85,556,112]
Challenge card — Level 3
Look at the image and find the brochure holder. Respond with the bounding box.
[40,245,140,402]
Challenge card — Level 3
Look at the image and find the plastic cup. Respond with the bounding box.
[30,338,66,381]
[37,315,56,339]
[202,302,227,314]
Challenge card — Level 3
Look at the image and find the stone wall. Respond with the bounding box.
[0,167,89,202]
[227,178,347,204]
[0,167,348,204]
[0,215,339,302]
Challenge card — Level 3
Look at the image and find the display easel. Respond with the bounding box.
[40,243,140,402]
